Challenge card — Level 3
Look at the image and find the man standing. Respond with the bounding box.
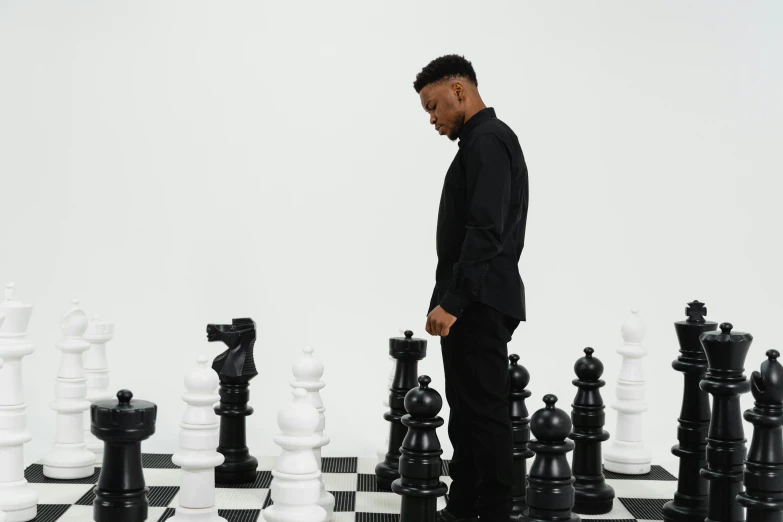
[414,54,529,522]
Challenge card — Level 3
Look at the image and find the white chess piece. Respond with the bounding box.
[0,507,7,522]
[603,307,652,474]
[169,356,227,522]
[42,299,96,479]
[377,353,395,463]
[291,346,335,520]
[0,357,6,522]
[263,388,328,522]
[83,313,115,461]
[0,283,39,522]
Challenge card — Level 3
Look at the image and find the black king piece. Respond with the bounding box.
[699,322,752,522]
[207,317,259,484]
[376,330,427,489]
[509,353,535,520]
[737,349,783,522]
[663,300,719,522]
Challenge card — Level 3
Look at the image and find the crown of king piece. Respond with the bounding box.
[0,282,34,336]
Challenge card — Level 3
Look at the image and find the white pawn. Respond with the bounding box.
[263,388,328,522]
[169,356,227,522]
[291,346,334,520]
[82,313,115,461]
[42,299,95,479]
[0,283,39,522]
[603,307,652,474]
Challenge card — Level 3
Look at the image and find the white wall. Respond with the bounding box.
[1,1,781,467]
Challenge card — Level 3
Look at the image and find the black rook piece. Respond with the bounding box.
[521,394,581,522]
[699,322,752,522]
[207,317,259,484]
[569,347,614,514]
[391,375,448,522]
[376,330,427,489]
[91,389,157,522]
[663,300,718,522]
[737,349,783,522]
[509,353,534,520]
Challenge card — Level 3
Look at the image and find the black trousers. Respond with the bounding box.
[441,301,520,522]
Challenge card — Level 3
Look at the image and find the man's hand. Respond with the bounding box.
[426,305,458,336]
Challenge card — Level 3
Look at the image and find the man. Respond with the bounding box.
[414,54,529,522]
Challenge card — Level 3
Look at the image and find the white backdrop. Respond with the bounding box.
[1,1,781,469]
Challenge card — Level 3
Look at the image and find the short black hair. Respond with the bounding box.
[413,54,478,93]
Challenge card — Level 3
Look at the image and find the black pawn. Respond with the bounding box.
[376,330,427,489]
[569,347,614,514]
[521,394,581,522]
[663,300,718,522]
[737,349,783,522]
[392,375,448,522]
[207,317,259,484]
[91,389,157,522]
[509,353,534,520]
[699,322,753,522]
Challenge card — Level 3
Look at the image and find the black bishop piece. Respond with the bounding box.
[569,347,614,514]
[91,389,157,522]
[207,317,259,484]
[509,353,534,519]
[737,349,783,522]
[699,322,752,522]
[391,375,448,522]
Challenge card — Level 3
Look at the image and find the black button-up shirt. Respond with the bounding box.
[428,107,528,321]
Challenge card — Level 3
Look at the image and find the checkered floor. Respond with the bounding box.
[20,454,678,521]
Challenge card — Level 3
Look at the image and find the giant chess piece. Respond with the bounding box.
[509,353,534,520]
[663,300,718,522]
[604,308,652,474]
[377,354,396,464]
[263,388,328,522]
[392,376,448,521]
[521,395,580,522]
[91,389,157,522]
[83,313,115,462]
[569,347,614,514]
[291,346,335,520]
[0,508,6,522]
[375,330,427,489]
[699,322,752,522]
[42,299,96,479]
[207,317,259,484]
[0,283,38,522]
[737,349,783,522]
[170,356,227,522]
[0,357,6,522]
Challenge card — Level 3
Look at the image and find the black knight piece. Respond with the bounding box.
[521,394,581,522]
[663,300,718,522]
[91,390,157,522]
[207,317,259,484]
[509,353,534,520]
[737,349,783,522]
[699,322,752,522]
[376,330,427,489]
[569,347,614,515]
[391,375,448,522]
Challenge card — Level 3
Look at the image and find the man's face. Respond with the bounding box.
[419,81,464,141]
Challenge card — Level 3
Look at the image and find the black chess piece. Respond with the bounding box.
[91,389,157,522]
[521,394,580,522]
[392,375,448,522]
[737,349,783,522]
[699,322,752,522]
[509,353,534,520]
[207,317,259,484]
[663,300,718,522]
[376,330,427,489]
[569,347,614,514]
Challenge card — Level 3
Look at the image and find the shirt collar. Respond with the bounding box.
[458,107,495,146]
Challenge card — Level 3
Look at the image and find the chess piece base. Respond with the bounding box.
[374,459,399,489]
[573,480,615,515]
[93,492,148,522]
[521,512,580,522]
[214,452,258,485]
[603,441,651,475]
[661,496,709,522]
[510,496,526,522]
[168,506,228,522]
[263,504,327,522]
[42,443,96,479]
[0,482,38,522]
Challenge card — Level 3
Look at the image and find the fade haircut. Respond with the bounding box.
[413,54,478,93]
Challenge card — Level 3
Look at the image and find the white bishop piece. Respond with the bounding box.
[42,299,96,479]
[0,283,39,522]
[263,388,328,522]
[291,346,334,520]
[603,307,652,474]
[82,313,115,461]
[169,356,227,522]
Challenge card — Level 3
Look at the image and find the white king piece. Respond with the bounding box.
[0,283,39,522]
[82,313,115,461]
